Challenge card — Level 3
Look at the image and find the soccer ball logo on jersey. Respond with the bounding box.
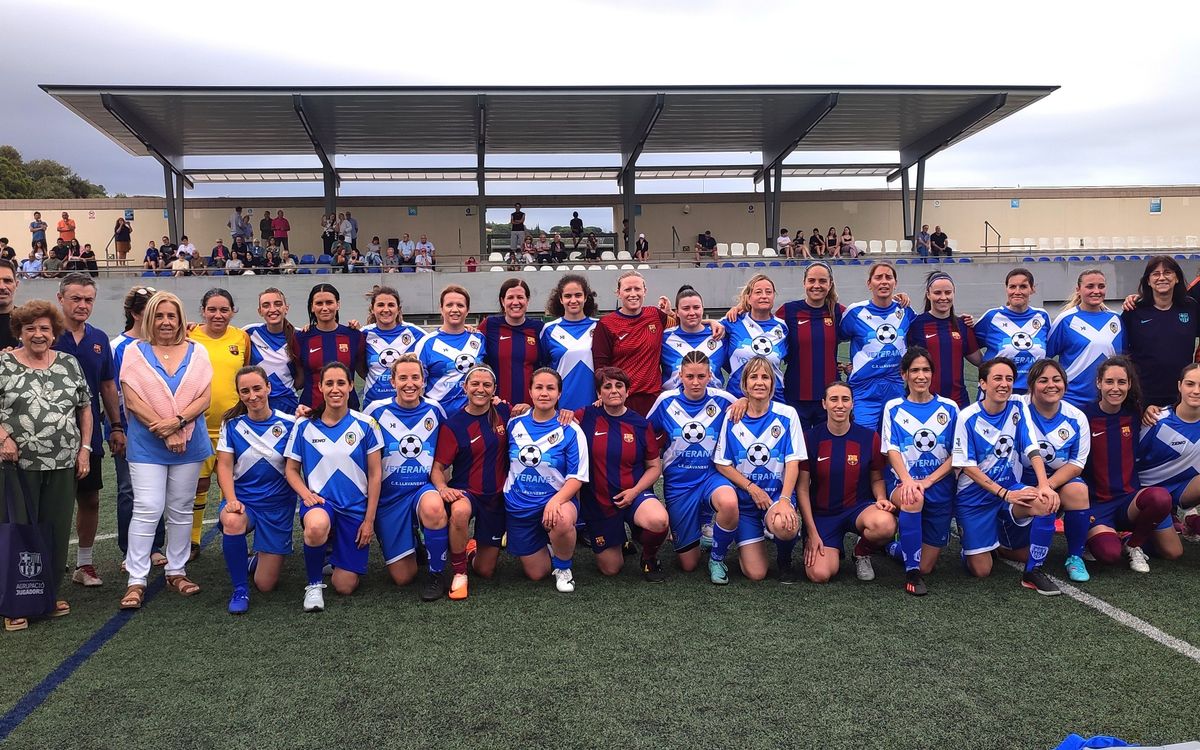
[746,443,771,466]
[1010,332,1034,350]
[913,428,938,453]
[681,421,707,444]
[454,354,474,373]
[751,336,773,356]
[994,435,1014,459]
[519,444,542,467]
[398,434,423,459]
[876,324,898,344]
[379,348,401,368]
[1036,440,1056,464]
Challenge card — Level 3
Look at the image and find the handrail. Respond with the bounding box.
[983,221,1001,254]
[671,226,681,257]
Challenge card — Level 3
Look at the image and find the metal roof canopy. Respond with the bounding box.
[41,83,1057,250]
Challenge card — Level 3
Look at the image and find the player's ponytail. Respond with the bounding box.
[222,365,270,424]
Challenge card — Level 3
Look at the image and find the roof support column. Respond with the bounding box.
[323,166,337,216]
[619,93,665,257]
[476,95,488,258]
[761,166,774,252]
[621,168,635,258]
[770,166,783,250]
[163,163,179,246]
[911,159,926,241]
[900,167,912,241]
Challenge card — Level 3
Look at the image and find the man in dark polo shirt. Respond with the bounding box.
[54,273,122,588]
[510,202,527,257]
[930,225,950,257]
[0,259,19,350]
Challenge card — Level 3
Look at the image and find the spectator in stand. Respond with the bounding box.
[320,213,337,255]
[367,236,382,258]
[177,235,195,264]
[415,247,433,273]
[826,227,840,258]
[584,232,601,261]
[64,241,85,273]
[693,242,716,265]
[416,234,436,270]
[398,233,414,264]
[271,210,291,252]
[338,212,353,250]
[20,246,43,279]
[0,238,14,262]
[622,219,629,252]
[842,226,857,258]
[698,230,717,260]
[30,211,48,249]
[211,239,230,268]
[332,242,349,272]
[809,228,825,258]
[634,233,649,262]
[249,238,268,270]
[0,259,19,350]
[279,249,297,274]
[521,237,536,266]
[930,225,950,257]
[159,235,177,265]
[259,211,274,245]
[365,241,383,269]
[227,207,246,243]
[57,212,76,243]
[549,233,567,262]
[169,255,191,277]
[570,211,585,249]
[231,236,251,267]
[916,224,932,262]
[225,254,245,275]
[261,243,280,273]
[777,228,793,259]
[51,238,70,265]
[143,241,161,270]
[536,236,553,266]
[347,248,366,273]
[465,256,478,272]
[43,249,64,279]
[345,211,359,250]
[382,246,399,272]
[510,203,528,256]
[113,217,133,265]
[79,244,98,277]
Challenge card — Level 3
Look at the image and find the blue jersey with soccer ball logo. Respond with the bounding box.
[415,330,486,414]
[840,300,915,388]
[881,396,959,505]
[365,397,445,507]
[713,401,806,502]
[952,398,1037,507]
[1019,397,1090,487]
[502,413,589,515]
[284,410,383,519]
[723,314,788,399]
[973,306,1052,391]
[648,387,736,496]
[362,322,427,404]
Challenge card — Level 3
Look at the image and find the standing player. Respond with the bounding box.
[1047,269,1124,409]
[576,367,671,581]
[284,362,382,611]
[882,348,958,596]
[1083,357,1177,572]
[973,268,1052,395]
[1136,362,1200,547]
[712,357,804,583]
[366,355,449,601]
[662,286,725,390]
[593,271,673,416]
[541,275,599,412]
[416,285,486,415]
[1120,256,1200,409]
[244,288,300,415]
[479,279,544,406]
[187,289,251,555]
[215,366,297,614]
[648,351,738,575]
[361,287,426,405]
[1013,359,1092,582]
[432,366,512,600]
[952,357,1060,595]
[504,368,589,592]
[841,262,915,429]
[775,262,845,430]
[724,274,788,400]
[904,272,981,407]
[799,382,895,584]
[291,283,368,411]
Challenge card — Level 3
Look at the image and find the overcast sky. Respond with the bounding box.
[5,0,1200,210]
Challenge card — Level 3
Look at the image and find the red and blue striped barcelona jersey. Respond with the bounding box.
[433,403,513,497]
[802,423,884,515]
[1081,402,1140,504]
[777,300,844,404]
[290,325,366,410]
[904,312,980,407]
[575,405,659,519]
[479,315,545,407]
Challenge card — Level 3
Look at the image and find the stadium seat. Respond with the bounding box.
[720,262,734,268]
[487,252,503,263]
[521,265,536,272]
[1022,257,1036,263]
[716,243,730,258]
[636,264,650,270]
[1037,257,1052,263]
[868,240,883,254]
[571,265,586,271]
[1143,236,1156,249]
[753,261,766,267]
[1024,238,1038,250]
[604,265,619,271]
[1097,255,1111,262]
[620,264,635,270]
[587,265,601,271]
[706,263,718,269]
[768,261,782,267]
[315,268,330,274]
[895,258,909,265]
[1053,256,1066,262]
[1082,237,1096,249]
[1008,237,1023,249]
[490,266,503,272]
[1053,237,1067,250]
[1067,256,1081,262]
[616,250,632,261]
[730,243,745,257]
[569,251,583,261]
[736,262,750,268]
[746,243,761,257]
[1126,236,1140,249]
[600,251,616,261]
[1038,238,1052,251]
[761,247,778,257]
[1170,236,1183,249]
[884,240,899,254]
[957,257,972,264]
[555,264,569,271]
[541,265,556,272]
[854,241,868,255]
[1082,255,1096,262]
[1110,237,1124,249]
[900,239,913,253]
[317,254,333,265]
[141,270,155,277]
[300,254,316,264]
[1187,236,1200,249]
[1067,236,1080,250]
[1113,255,1126,261]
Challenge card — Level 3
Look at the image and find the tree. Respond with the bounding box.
[0,146,106,199]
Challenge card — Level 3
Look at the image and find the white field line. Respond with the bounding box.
[1000,558,1200,665]
[69,518,219,547]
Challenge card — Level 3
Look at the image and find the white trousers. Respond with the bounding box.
[126,461,204,586]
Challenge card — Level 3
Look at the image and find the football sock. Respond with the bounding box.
[223,533,249,591]
[551,555,572,571]
[898,510,923,572]
[1025,514,1055,572]
[774,538,797,568]
[885,540,903,563]
[423,526,449,574]
[450,550,468,576]
[1063,509,1090,558]
[710,523,736,563]
[191,492,207,546]
[640,529,667,561]
[1129,487,1172,549]
[303,543,326,586]
[1087,531,1122,565]
[76,546,93,567]
[853,536,876,557]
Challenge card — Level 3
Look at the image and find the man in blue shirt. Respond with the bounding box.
[29,211,47,249]
[54,273,123,588]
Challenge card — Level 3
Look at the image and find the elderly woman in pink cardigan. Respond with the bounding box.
[118,291,212,610]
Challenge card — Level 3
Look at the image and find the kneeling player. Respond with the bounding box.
[882,348,957,596]
[504,369,589,593]
[216,366,298,614]
[712,357,803,583]
[366,355,448,601]
[800,382,896,584]
[952,357,1060,595]
[285,363,383,611]
[648,352,739,577]
[1136,362,1200,557]
[578,368,671,581]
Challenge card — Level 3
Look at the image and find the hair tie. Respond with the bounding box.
[925,272,954,290]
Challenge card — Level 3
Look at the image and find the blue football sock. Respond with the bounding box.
[222,532,249,591]
[1063,509,1090,558]
[885,540,903,563]
[423,525,449,574]
[710,523,737,563]
[551,555,572,571]
[899,509,923,572]
[1026,514,1056,572]
[775,538,797,567]
[303,543,326,585]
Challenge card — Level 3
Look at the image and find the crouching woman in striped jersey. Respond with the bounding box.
[1133,362,1200,560]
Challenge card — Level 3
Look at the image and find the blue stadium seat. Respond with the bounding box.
[1082,255,1096,262]
[847,259,861,265]
[212,270,225,276]
[1098,255,1111,262]
[316,268,330,274]
[317,254,333,265]
[1175,254,1189,260]
[1037,257,1052,263]
[300,254,316,265]
[896,258,909,264]
[706,263,718,269]
[753,261,766,267]
[1113,255,1126,261]
[768,261,782,267]
[736,262,750,268]
[159,270,173,277]
[1022,257,1035,263]
[298,268,311,274]
[370,267,382,273]
[1067,256,1081,262]
[1053,256,1066,262]
[957,257,972,263]
[721,262,734,268]
[141,270,155,277]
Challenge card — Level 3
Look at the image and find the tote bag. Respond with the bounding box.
[0,464,57,619]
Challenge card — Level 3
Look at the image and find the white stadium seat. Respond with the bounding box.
[1008,237,1022,249]
[569,251,583,261]
[600,250,616,261]
[1187,236,1199,249]
[620,264,635,270]
[1067,236,1080,250]
[571,265,586,271]
[854,241,868,255]
[948,238,959,252]
[1082,237,1096,249]
[883,240,899,254]
[487,252,503,263]
[1126,236,1140,249]
[523,265,536,272]
[587,265,601,271]
[868,240,883,254]
[1097,236,1112,248]
[555,265,569,271]
[490,266,504,272]
[1110,237,1124,249]
[1053,237,1067,250]
[1143,236,1156,249]
[761,247,778,257]
[636,264,650,270]
[1170,236,1183,249]
[716,243,730,258]
[730,243,745,256]
[616,250,632,261]
[1037,237,1051,251]
[1024,238,1037,250]
[900,239,913,253]
[604,264,619,271]
[745,242,761,256]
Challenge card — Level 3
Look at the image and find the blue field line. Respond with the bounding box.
[0,523,222,742]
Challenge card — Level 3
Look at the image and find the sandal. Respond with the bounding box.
[51,600,70,618]
[120,585,145,610]
[165,575,201,597]
[151,552,168,567]
[4,617,28,632]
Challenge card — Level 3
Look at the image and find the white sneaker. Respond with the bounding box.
[699,523,714,550]
[1125,545,1151,574]
[303,583,327,612]
[552,567,575,593]
[854,554,876,581]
